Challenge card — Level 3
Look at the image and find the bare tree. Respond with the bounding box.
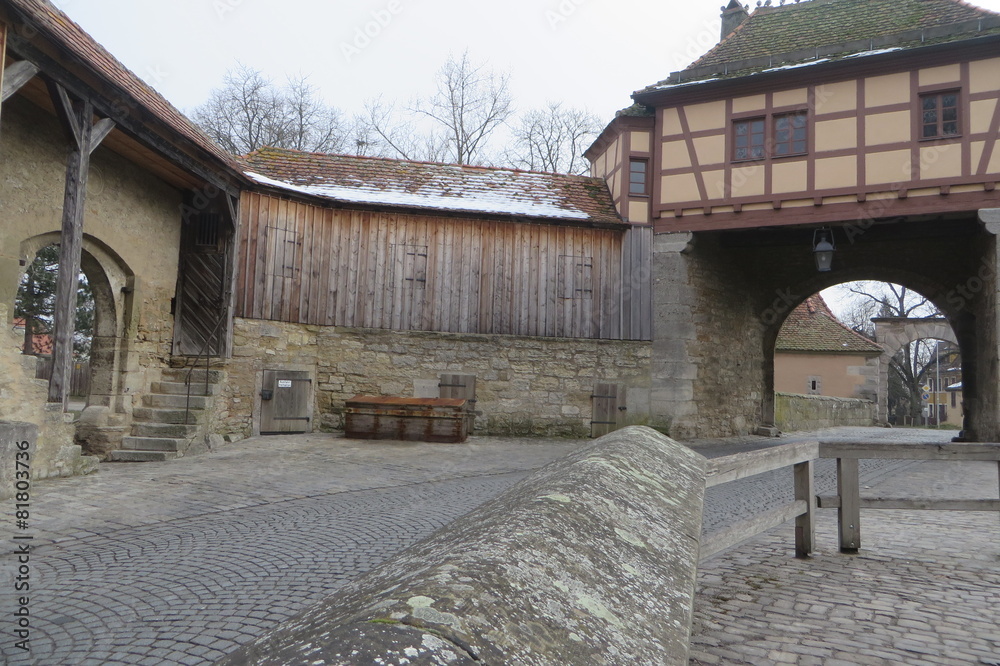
[828,281,945,422]
[508,102,602,174]
[193,64,353,156]
[414,50,514,165]
[357,96,448,162]
[357,52,513,165]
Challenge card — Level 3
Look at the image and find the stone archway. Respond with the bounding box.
[872,318,959,426]
[19,232,136,411]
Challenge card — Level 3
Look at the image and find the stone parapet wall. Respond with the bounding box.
[217,427,707,665]
[219,318,654,438]
[775,392,876,432]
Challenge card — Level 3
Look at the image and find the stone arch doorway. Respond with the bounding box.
[760,269,967,431]
[872,318,960,427]
[19,232,136,411]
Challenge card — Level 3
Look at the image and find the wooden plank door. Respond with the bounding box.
[591,382,625,438]
[259,370,313,434]
[173,213,230,357]
[439,373,477,433]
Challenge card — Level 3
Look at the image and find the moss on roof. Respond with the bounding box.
[694,0,995,69]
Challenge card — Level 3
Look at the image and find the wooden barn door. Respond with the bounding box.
[173,213,231,357]
[259,370,313,434]
[439,373,477,433]
[591,382,626,438]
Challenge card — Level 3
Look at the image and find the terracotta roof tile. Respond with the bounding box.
[7,0,241,174]
[241,147,624,225]
[776,295,884,354]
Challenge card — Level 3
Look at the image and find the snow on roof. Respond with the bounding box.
[242,148,623,225]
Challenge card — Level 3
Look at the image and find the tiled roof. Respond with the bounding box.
[242,147,624,225]
[776,295,884,355]
[639,0,1000,90]
[6,0,241,174]
[12,318,53,355]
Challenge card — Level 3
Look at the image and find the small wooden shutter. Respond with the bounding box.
[591,382,625,438]
[259,370,313,434]
[439,374,477,433]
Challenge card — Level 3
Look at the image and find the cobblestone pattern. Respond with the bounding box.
[1,428,996,665]
[3,475,524,665]
[691,459,1000,666]
[0,435,585,666]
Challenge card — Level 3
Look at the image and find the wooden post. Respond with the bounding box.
[793,459,814,558]
[837,457,861,552]
[45,85,115,408]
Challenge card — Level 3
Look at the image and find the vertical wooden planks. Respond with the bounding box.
[793,460,815,558]
[837,457,861,552]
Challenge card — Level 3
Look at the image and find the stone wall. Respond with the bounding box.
[217,427,707,665]
[0,95,183,419]
[652,232,766,439]
[774,392,876,432]
[0,304,97,490]
[218,318,654,438]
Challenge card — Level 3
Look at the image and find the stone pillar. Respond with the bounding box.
[650,232,700,439]
[973,210,1000,441]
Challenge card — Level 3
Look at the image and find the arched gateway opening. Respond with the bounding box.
[18,233,136,412]
[652,215,999,442]
[770,281,963,433]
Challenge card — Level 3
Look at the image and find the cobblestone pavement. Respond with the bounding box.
[2,427,997,665]
[1,435,585,665]
[690,430,1000,666]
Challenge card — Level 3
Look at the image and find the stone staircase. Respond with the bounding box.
[109,368,222,462]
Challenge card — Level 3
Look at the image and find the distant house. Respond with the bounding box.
[12,317,53,355]
[774,296,882,400]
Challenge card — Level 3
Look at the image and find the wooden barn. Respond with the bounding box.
[219,148,655,438]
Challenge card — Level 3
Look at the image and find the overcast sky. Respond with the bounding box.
[48,0,1000,319]
[47,0,1000,126]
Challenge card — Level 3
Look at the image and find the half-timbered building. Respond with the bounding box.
[588,0,1000,439]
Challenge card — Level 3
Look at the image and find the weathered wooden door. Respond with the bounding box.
[173,213,230,357]
[259,370,313,434]
[439,374,477,433]
[591,382,626,438]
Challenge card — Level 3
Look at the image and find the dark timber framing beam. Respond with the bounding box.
[1,59,39,101]
[5,28,240,197]
[45,81,115,408]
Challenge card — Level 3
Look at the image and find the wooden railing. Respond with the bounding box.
[817,441,1000,552]
[701,441,818,561]
[700,439,1000,560]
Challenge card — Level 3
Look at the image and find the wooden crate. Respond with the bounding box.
[344,396,469,443]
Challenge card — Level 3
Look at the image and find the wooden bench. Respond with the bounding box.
[344,395,470,443]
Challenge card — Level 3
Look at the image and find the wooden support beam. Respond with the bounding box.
[706,440,818,488]
[45,86,114,408]
[700,500,809,561]
[818,496,1000,511]
[7,32,241,197]
[1,59,39,102]
[837,457,861,553]
[820,441,1000,461]
[793,460,814,558]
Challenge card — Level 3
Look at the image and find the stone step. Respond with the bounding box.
[132,407,206,425]
[161,368,225,384]
[121,436,185,452]
[131,422,199,438]
[143,393,211,409]
[108,450,179,462]
[150,381,218,396]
